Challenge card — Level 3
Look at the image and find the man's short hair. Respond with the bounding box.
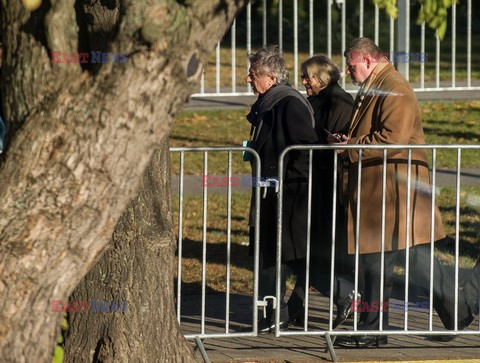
[344,37,383,63]
[301,55,340,86]
[248,45,289,84]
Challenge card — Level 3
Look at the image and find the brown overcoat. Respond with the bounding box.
[346,62,445,254]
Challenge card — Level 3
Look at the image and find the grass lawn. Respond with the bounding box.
[171,100,480,295]
[170,100,480,176]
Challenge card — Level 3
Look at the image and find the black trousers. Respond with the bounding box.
[259,257,308,322]
[360,244,475,331]
[288,204,358,320]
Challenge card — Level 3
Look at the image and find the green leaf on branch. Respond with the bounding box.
[372,0,457,40]
[373,0,398,19]
[416,0,458,40]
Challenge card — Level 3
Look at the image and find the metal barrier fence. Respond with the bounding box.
[171,146,262,360]
[193,0,480,97]
[172,144,480,362]
[275,144,480,361]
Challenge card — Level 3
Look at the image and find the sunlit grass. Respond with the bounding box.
[170,100,480,176]
[174,193,253,294]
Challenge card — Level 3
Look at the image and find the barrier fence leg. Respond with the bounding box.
[324,335,337,353]
[324,332,337,363]
[195,337,211,363]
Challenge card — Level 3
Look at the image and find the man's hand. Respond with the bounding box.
[327,133,350,154]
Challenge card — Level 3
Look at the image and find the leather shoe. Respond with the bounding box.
[334,335,388,348]
[257,318,289,334]
[333,291,361,329]
[427,313,477,342]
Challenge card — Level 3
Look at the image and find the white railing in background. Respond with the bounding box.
[192,0,480,97]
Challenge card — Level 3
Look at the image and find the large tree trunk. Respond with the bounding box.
[64,138,194,362]
[0,1,246,361]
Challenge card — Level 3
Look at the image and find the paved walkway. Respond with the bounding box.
[184,88,480,111]
[181,289,480,362]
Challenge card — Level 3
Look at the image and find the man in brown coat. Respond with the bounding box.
[331,37,479,348]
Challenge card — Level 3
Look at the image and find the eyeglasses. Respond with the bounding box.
[346,63,356,72]
[300,74,310,80]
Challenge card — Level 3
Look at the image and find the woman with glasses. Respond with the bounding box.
[288,55,357,329]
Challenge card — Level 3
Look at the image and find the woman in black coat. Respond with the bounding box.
[288,55,358,328]
[245,46,318,333]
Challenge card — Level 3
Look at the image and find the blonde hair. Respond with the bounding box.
[301,55,340,87]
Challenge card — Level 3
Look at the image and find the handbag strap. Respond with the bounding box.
[249,125,255,141]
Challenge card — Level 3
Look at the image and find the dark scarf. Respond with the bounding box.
[246,82,315,129]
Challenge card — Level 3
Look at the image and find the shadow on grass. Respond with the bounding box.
[434,237,480,263]
[177,237,253,271]
[423,126,480,141]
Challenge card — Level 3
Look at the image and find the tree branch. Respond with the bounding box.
[45,0,81,76]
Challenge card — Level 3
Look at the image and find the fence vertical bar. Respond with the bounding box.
[201,151,209,335]
[225,151,233,333]
[327,0,332,58]
[304,149,313,331]
[405,0,410,80]
[329,150,339,330]
[353,149,363,331]
[309,0,314,57]
[177,151,185,323]
[200,69,205,94]
[216,42,221,94]
[404,149,412,330]
[359,0,364,37]
[341,0,346,89]
[420,5,425,89]
[231,19,236,93]
[279,0,283,51]
[454,148,462,330]
[247,1,252,93]
[262,0,267,47]
[379,149,387,331]
[275,151,286,337]
[390,17,394,65]
[467,0,472,87]
[294,0,299,89]
[429,148,437,331]
[253,151,261,336]
[436,34,440,89]
[397,0,406,74]
[452,3,456,88]
[374,4,379,45]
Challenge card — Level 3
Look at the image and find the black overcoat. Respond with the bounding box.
[308,83,354,281]
[248,94,317,267]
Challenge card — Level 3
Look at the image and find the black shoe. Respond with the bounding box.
[289,316,305,327]
[427,335,457,342]
[464,259,480,315]
[257,318,289,334]
[427,313,477,342]
[333,291,361,329]
[334,335,388,348]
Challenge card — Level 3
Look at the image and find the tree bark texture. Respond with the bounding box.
[64,139,195,362]
[0,0,247,361]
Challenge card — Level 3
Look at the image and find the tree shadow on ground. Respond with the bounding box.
[177,237,253,270]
